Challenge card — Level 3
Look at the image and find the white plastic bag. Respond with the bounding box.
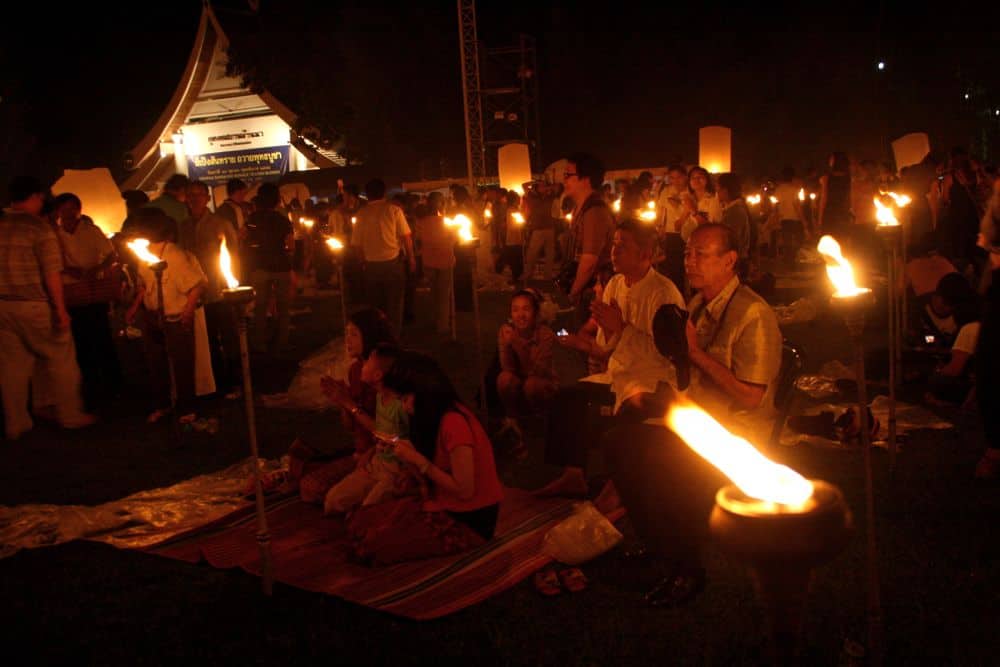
[541,501,623,565]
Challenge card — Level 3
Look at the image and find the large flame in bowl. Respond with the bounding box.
[325,236,345,251]
[873,197,900,227]
[444,213,475,242]
[219,237,240,289]
[127,238,160,266]
[667,404,814,507]
[817,235,869,297]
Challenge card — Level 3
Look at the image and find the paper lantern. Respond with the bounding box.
[279,182,310,208]
[891,133,930,170]
[498,143,533,194]
[699,126,732,174]
[51,168,128,237]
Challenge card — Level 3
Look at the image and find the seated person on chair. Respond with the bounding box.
[495,288,558,455]
[536,220,684,497]
[683,223,783,441]
[599,224,782,608]
[925,274,980,406]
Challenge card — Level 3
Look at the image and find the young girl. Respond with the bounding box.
[495,289,557,457]
[346,351,504,565]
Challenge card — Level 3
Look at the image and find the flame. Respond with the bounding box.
[746,194,762,206]
[884,191,911,207]
[300,217,315,229]
[817,235,869,297]
[639,209,657,222]
[512,211,526,225]
[873,197,900,227]
[809,192,817,201]
[127,238,161,266]
[350,216,357,225]
[667,403,814,506]
[769,195,779,205]
[646,200,656,210]
[218,237,240,289]
[798,188,805,202]
[483,207,493,219]
[325,237,345,251]
[565,213,573,222]
[444,213,475,242]
[612,198,622,213]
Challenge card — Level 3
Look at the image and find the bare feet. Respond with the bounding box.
[593,480,622,515]
[533,467,589,498]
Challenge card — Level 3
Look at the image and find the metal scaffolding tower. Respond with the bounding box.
[457,0,486,186]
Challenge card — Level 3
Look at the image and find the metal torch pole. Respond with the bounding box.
[843,307,884,666]
[232,297,274,596]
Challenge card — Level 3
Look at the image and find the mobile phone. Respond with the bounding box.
[924,334,936,344]
[557,328,569,337]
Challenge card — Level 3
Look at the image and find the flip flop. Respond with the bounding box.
[558,567,588,593]
[533,566,562,597]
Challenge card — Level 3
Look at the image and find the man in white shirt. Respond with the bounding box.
[537,220,684,496]
[350,179,416,335]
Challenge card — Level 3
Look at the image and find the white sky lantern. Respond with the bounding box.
[218,237,240,289]
[498,143,532,195]
[667,403,814,508]
[891,132,931,170]
[698,126,732,174]
[817,235,869,297]
[51,168,128,237]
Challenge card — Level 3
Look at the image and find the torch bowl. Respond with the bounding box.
[222,285,256,306]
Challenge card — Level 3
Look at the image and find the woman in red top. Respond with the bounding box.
[347,351,504,565]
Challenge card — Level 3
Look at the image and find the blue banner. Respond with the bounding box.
[187,146,289,185]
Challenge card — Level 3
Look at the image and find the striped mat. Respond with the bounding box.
[146,489,624,620]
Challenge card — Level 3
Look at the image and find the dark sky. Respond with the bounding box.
[2,0,996,189]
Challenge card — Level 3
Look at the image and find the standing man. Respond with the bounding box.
[656,164,691,291]
[562,153,615,308]
[245,183,294,354]
[522,182,557,284]
[0,177,94,439]
[191,180,241,397]
[216,178,249,235]
[350,179,415,336]
[146,174,190,248]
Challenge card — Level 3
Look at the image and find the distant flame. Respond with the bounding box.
[483,207,493,219]
[219,237,239,289]
[817,235,869,297]
[127,238,160,266]
[646,200,656,210]
[444,213,475,242]
[667,403,814,506]
[350,216,357,225]
[746,194,762,206]
[639,209,657,222]
[300,217,315,229]
[769,195,779,205]
[612,198,622,213]
[512,211,525,225]
[873,197,900,227]
[809,192,817,201]
[564,213,573,222]
[798,188,805,202]
[325,237,345,251]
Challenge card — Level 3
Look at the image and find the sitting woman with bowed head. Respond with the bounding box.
[346,351,504,565]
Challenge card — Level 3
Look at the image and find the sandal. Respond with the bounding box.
[533,566,562,597]
[558,567,588,593]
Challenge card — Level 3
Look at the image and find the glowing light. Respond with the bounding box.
[325,237,345,251]
[512,211,526,225]
[127,238,161,266]
[639,209,657,222]
[646,200,656,210]
[873,197,900,227]
[484,207,493,220]
[667,403,814,507]
[350,216,357,225]
[817,235,869,297]
[769,196,779,205]
[219,237,240,289]
[444,213,475,242]
[565,213,573,222]
[877,61,885,71]
[745,194,762,206]
[964,93,970,100]
[300,217,315,230]
[809,193,817,201]
[612,198,622,213]
[885,192,911,207]
[798,188,805,202]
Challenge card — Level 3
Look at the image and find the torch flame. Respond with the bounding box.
[873,197,900,227]
[127,238,161,266]
[612,198,622,213]
[350,216,357,225]
[884,191,911,207]
[817,235,868,297]
[639,209,657,222]
[798,188,805,202]
[809,192,817,201]
[667,404,814,507]
[325,237,345,251]
[300,217,315,229]
[219,237,240,289]
[483,207,493,219]
[512,211,525,225]
[646,200,656,210]
[444,214,475,242]
[746,194,762,206]
[565,213,573,222]
[769,195,779,205]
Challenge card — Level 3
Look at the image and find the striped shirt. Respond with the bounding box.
[0,209,63,301]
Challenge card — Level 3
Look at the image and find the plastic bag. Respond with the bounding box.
[541,501,623,565]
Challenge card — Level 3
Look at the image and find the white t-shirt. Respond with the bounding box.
[350,200,411,262]
[59,221,113,283]
[586,267,685,411]
[952,322,981,354]
[774,183,802,222]
[138,242,207,317]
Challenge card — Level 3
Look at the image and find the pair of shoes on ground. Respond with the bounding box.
[644,565,706,608]
[533,565,588,596]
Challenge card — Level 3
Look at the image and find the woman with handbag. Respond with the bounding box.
[54,193,122,408]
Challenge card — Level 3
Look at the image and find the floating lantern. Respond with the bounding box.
[498,143,533,195]
[698,126,732,174]
[52,168,128,238]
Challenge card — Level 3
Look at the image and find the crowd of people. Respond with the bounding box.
[2,142,998,601]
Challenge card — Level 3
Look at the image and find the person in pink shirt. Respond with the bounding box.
[346,351,503,565]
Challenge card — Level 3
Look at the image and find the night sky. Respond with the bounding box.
[1,0,996,190]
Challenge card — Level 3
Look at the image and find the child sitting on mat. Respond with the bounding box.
[321,343,419,514]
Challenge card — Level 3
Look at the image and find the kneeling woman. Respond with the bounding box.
[347,352,504,565]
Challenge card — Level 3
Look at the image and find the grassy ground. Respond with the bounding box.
[1,267,998,666]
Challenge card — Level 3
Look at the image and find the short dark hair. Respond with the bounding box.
[615,219,658,252]
[369,342,401,375]
[187,180,210,195]
[511,288,541,313]
[716,173,742,199]
[8,176,46,203]
[667,164,686,175]
[53,192,82,209]
[122,189,149,210]
[348,307,397,359]
[566,152,605,190]
[365,179,386,200]
[693,222,737,255]
[226,178,248,196]
[256,182,280,209]
[164,174,189,193]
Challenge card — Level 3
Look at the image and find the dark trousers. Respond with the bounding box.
[142,312,196,414]
[364,258,405,336]
[204,301,240,394]
[495,244,524,282]
[68,302,121,407]
[544,382,618,469]
[603,423,726,569]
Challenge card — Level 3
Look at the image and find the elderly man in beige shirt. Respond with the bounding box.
[350,179,415,335]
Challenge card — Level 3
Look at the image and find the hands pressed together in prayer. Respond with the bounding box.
[590,298,625,338]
